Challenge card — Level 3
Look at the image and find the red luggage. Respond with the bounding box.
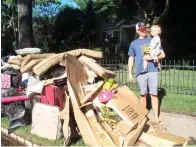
[41,85,65,110]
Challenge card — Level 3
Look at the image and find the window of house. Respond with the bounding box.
[113,31,119,42]
[102,32,106,40]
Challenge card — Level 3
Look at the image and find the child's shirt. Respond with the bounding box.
[150,35,162,57]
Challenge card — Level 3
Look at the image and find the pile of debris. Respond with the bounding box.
[1,48,188,146]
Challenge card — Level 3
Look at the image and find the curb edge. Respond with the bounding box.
[1,126,40,147]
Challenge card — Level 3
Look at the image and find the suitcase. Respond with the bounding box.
[41,85,65,110]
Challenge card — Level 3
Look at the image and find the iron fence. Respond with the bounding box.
[99,60,196,95]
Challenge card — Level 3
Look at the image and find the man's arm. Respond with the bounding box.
[128,42,135,83]
[144,49,166,61]
[128,56,135,83]
[157,50,165,60]
[128,56,134,75]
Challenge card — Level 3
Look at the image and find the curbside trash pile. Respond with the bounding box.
[1,48,188,146]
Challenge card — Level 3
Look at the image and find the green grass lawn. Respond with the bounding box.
[159,93,196,116]
[1,117,86,146]
[132,91,196,116]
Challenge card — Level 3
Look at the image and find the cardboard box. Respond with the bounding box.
[106,85,148,133]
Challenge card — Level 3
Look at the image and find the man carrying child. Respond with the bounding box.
[128,22,165,124]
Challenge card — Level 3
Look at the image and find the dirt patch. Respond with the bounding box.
[1,132,25,146]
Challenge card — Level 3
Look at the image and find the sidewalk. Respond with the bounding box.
[148,111,196,139]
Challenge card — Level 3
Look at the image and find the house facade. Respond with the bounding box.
[95,13,144,59]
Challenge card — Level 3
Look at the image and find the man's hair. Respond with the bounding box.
[151,25,162,35]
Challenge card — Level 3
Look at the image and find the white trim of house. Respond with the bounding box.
[132,16,145,22]
[120,24,135,29]
[102,27,119,31]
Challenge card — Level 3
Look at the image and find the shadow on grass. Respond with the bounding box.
[146,87,167,117]
[67,138,81,146]
[188,136,196,146]
[67,137,87,146]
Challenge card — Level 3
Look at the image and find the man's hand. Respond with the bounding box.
[129,74,134,84]
[143,55,152,61]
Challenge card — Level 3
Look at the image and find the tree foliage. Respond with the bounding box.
[94,0,169,25]
[33,1,62,52]
[1,0,18,55]
[1,0,62,54]
[54,1,96,52]
[71,0,88,10]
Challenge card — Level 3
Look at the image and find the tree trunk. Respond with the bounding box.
[18,0,34,49]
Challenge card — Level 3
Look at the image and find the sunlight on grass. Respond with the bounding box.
[1,117,86,146]
[160,94,196,116]
[131,90,196,116]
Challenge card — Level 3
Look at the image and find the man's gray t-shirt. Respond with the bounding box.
[128,36,161,77]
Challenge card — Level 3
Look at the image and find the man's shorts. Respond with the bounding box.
[137,72,158,96]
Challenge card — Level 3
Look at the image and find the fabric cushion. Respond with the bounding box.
[21,53,55,67]
[78,55,116,79]
[20,58,44,73]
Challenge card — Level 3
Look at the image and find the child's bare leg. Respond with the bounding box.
[143,60,147,70]
[141,56,148,73]
[157,60,161,70]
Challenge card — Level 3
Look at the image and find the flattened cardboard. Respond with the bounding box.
[123,117,147,146]
[31,103,61,140]
[116,85,148,116]
[101,122,123,146]
[84,105,116,146]
[60,92,70,145]
[81,81,104,104]
[149,132,188,146]
[106,85,148,133]
[67,80,99,146]
[139,132,187,146]
[66,55,100,146]
[107,97,143,126]
[101,117,147,146]
[116,120,135,135]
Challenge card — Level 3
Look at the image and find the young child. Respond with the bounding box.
[141,25,162,73]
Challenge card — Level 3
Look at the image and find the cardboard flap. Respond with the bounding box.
[140,132,183,146]
[66,55,101,146]
[61,92,71,145]
[106,85,148,129]
[78,55,116,79]
[116,85,148,116]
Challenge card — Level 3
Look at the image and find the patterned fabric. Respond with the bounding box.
[1,74,11,88]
